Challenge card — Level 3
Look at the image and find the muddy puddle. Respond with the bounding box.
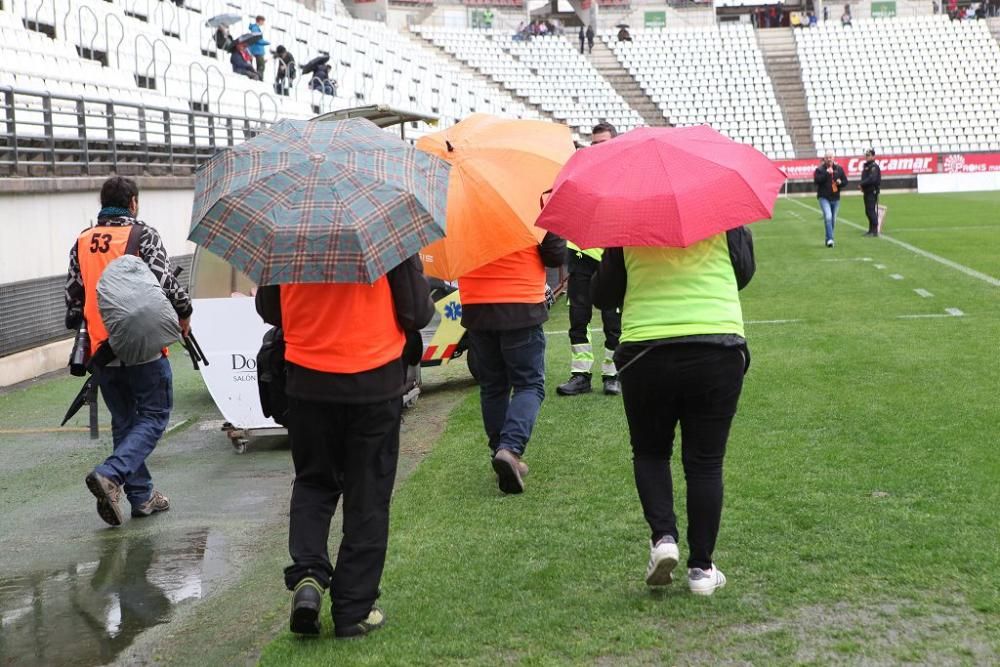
[0,528,224,666]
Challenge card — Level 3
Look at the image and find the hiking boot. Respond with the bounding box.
[492,448,525,494]
[645,536,679,587]
[688,566,727,596]
[85,471,124,527]
[335,606,386,639]
[290,577,323,636]
[556,373,592,396]
[602,376,621,396]
[131,490,170,518]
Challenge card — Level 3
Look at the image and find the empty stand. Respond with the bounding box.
[606,24,795,159]
[416,27,642,138]
[797,16,1000,155]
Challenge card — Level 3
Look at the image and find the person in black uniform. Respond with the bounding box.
[859,149,882,237]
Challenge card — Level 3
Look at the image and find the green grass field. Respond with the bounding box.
[260,192,1000,665]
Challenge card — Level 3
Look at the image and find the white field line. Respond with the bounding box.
[786,198,1000,287]
[821,257,874,262]
[874,264,886,269]
[914,288,934,298]
[898,308,965,319]
[890,274,904,280]
[889,225,997,232]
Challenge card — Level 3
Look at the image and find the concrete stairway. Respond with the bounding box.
[988,17,1000,42]
[756,27,816,158]
[403,30,558,124]
[586,39,669,127]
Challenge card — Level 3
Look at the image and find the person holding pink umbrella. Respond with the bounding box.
[538,125,784,595]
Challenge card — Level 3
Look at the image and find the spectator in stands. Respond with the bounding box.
[841,5,853,26]
[932,0,940,14]
[214,25,233,52]
[579,25,586,53]
[482,8,494,29]
[814,153,848,248]
[768,6,779,27]
[823,5,830,20]
[808,11,818,26]
[617,26,632,42]
[274,45,296,97]
[859,148,882,237]
[586,24,595,54]
[790,11,803,28]
[514,21,532,42]
[537,20,549,36]
[965,4,977,18]
[249,15,270,80]
[67,176,192,527]
[310,63,337,97]
[231,42,260,80]
[947,0,958,17]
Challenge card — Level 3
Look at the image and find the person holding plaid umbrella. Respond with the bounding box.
[189,118,449,638]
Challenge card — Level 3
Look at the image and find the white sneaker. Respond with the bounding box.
[826,239,835,248]
[644,537,679,587]
[688,566,727,596]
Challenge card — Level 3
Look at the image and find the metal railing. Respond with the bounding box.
[0,86,275,176]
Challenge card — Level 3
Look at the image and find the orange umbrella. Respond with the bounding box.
[415,114,575,280]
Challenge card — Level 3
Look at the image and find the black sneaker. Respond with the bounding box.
[335,607,386,639]
[290,577,323,635]
[556,373,592,396]
[602,376,621,395]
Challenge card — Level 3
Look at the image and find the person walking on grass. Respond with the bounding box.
[557,122,622,398]
[65,176,191,527]
[459,231,566,494]
[592,226,756,596]
[256,255,433,639]
[814,153,848,247]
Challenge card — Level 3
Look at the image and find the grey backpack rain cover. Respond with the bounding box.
[97,255,182,364]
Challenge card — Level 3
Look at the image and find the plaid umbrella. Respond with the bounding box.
[189,118,450,285]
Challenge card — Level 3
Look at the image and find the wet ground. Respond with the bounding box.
[0,353,473,666]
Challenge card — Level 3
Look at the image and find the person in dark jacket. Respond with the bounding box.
[458,232,566,494]
[255,254,434,639]
[231,42,259,80]
[273,45,296,96]
[591,227,755,596]
[586,24,595,53]
[814,153,848,247]
[859,148,882,236]
[579,25,586,53]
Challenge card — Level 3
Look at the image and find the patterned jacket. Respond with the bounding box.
[65,216,193,329]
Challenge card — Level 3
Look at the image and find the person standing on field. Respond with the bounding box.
[859,148,882,237]
[557,122,622,398]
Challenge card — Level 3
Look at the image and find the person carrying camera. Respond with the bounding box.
[65,176,192,526]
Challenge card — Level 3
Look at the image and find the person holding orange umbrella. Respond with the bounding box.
[539,125,784,594]
[417,114,574,494]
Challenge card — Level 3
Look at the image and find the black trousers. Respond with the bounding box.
[864,191,879,233]
[283,396,402,627]
[568,254,621,353]
[620,344,745,570]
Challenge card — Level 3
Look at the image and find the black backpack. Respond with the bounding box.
[257,326,288,426]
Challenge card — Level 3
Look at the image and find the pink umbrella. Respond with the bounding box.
[536,125,786,248]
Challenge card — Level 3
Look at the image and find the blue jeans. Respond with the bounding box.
[818,197,840,243]
[467,325,546,457]
[95,356,172,506]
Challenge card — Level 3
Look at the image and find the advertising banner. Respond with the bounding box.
[871,0,897,17]
[941,152,1000,173]
[775,154,938,180]
[191,297,278,430]
[644,10,667,28]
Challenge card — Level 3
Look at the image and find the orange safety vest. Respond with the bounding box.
[458,246,546,305]
[77,225,134,355]
[280,278,405,374]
